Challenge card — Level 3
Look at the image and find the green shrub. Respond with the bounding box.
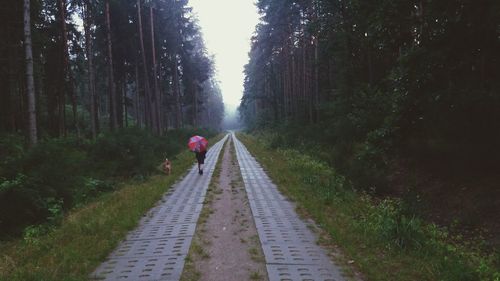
[22,138,87,206]
[0,134,26,178]
[88,127,216,178]
[0,127,218,238]
[0,137,87,236]
[89,128,162,177]
[0,174,46,235]
[249,122,390,194]
[74,177,114,205]
[360,198,426,250]
[275,147,348,207]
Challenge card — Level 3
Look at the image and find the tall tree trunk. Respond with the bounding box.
[206,97,211,128]
[192,80,198,127]
[159,76,166,131]
[137,0,152,129]
[283,50,290,120]
[339,0,353,96]
[23,0,37,145]
[291,51,296,120]
[314,35,319,122]
[84,0,97,138]
[150,7,161,134]
[134,62,141,127]
[105,0,117,130]
[58,0,79,138]
[312,0,319,122]
[58,0,79,137]
[173,56,182,128]
[269,64,279,122]
[122,79,127,127]
[302,44,307,121]
[116,71,124,128]
[57,0,67,136]
[7,35,18,132]
[276,64,283,120]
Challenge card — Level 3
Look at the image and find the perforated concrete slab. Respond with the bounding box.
[155,203,203,217]
[251,197,296,211]
[126,223,196,241]
[246,189,286,201]
[92,135,228,281]
[164,194,205,205]
[161,186,206,200]
[137,205,202,226]
[267,264,344,281]
[233,133,346,281]
[92,255,185,281]
[110,236,192,258]
[261,243,327,265]
[253,213,310,232]
[249,200,298,218]
[257,223,315,245]
[141,209,201,225]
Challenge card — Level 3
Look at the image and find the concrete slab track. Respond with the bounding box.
[233,133,346,281]
[92,133,347,281]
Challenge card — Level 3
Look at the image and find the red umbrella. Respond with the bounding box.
[188,135,208,152]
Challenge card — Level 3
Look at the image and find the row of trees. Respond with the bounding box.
[1,0,224,145]
[240,0,500,156]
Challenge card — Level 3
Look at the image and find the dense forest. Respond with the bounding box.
[240,0,500,240]
[241,0,500,156]
[1,0,224,143]
[0,0,223,236]
[1,1,499,279]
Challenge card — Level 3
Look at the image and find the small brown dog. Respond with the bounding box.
[162,158,172,175]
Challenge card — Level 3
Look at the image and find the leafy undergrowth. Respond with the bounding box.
[237,133,500,281]
[0,127,216,237]
[0,134,225,281]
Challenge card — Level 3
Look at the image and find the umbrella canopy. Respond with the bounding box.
[188,135,208,152]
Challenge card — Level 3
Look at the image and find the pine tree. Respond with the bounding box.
[23,0,37,145]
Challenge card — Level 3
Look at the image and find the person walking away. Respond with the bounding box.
[188,135,209,176]
[195,150,206,175]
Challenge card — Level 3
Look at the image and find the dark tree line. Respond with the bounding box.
[1,0,224,145]
[240,0,500,165]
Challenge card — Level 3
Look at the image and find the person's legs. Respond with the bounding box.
[196,151,205,175]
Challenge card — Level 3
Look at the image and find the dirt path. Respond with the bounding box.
[183,137,268,281]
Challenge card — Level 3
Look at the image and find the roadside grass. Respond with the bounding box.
[249,270,263,280]
[0,134,225,281]
[237,133,500,281]
[248,247,263,263]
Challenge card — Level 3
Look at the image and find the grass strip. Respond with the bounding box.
[237,133,499,281]
[0,134,225,281]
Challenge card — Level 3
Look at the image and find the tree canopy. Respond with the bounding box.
[1,0,224,143]
[240,0,500,156]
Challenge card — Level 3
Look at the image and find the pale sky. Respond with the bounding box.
[188,0,260,110]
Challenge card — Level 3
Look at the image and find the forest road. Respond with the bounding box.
[91,133,351,281]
